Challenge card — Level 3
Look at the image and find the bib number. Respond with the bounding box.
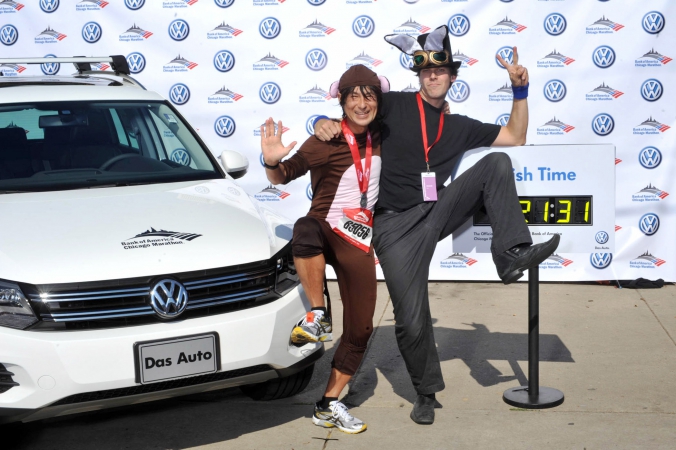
[333,208,373,253]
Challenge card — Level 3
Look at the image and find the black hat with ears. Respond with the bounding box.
[384,25,461,72]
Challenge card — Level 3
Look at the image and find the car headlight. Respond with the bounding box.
[273,244,299,295]
[0,280,38,330]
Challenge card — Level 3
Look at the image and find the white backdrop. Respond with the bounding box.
[0,0,673,281]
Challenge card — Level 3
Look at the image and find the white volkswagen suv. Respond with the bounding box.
[0,56,320,424]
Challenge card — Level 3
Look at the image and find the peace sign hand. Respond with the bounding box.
[496,46,528,87]
[260,117,297,166]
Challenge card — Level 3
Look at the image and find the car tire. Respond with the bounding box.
[240,363,314,401]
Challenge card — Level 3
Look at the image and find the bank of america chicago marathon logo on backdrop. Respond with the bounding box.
[300,20,335,38]
[40,54,59,75]
[448,15,469,37]
[253,53,288,71]
[163,0,198,9]
[632,183,669,203]
[592,46,615,69]
[207,22,242,40]
[638,213,660,236]
[640,79,663,102]
[299,86,331,103]
[126,52,146,74]
[639,146,661,169]
[76,0,109,11]
[119,24,153,42]
[392,18,430,36]
[346,52,382,69]
[255,0,285,5]
[214,50,235,72]
[306,49,327,71]
[537,49,575,68]
[591,113,614,136]
[543,80,566,102]
[0,1,24,14]
[631,251,666,269]
[643,11,665,34]
[488,83,512,102]
[635,49,672,67]
[447,80,470,103]
[255,185,290,202]
[633,116,670,135]
[401,84,418,93]
[214,116,235,138]
[260,18,281,39]
[537,117,574,136]
[586,16,624,35]
[540,254,573,269]
[489,17,527,35]
[40,0,59,13]
[35,26,66,44]
[346,0,373,5]
[208,87,243,104]
[169,83,190,105]
[589,253,612,270]
[453,50,478,68]
[440,253,478,269]
[0,61,25,76]
[253,121,288,137]
[163,55,198,73]
[543,13,566,36]
[585,82,623,102]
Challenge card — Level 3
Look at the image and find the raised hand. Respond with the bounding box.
[496,46,528,87]
[260,117,297,166]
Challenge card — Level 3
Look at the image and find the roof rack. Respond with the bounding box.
[0,55,145,89]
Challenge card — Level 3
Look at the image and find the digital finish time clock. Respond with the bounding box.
[449,145,615,255]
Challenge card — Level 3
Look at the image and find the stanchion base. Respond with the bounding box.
[503,386,564,409]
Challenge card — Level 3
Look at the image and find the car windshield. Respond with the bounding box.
[0,101,221,193]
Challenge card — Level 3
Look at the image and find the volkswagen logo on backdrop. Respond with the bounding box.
[308,0,326,4]
[214,116,236,138]
[595,231,609,244]
[640,79,663,101]
[126,52,146,74]
[150,279,188,319]
[306,49,327,71]
[592,113,614,136]
[544,13,566,36]
[41,54,60,75]
[639,146,662,169]
[495,114,510,126]
[259,17,281,39]
[0,25,18,46]
[639,213,660,236]
[169,83,190,105]
[544,80,566,102]
[590,253,612,269]
[124,0,145,10]
[168,19,190,41]
[214,0,235,7]
[495,46,514,69]
[447,80,470,103]
[170,149,191,166]
[82,22,102,44]
[593,46,615,68]
[400,53,413,70]
[353,15,374,38]
[214,50,235,72]
[260,82,281,104]
[306,116,319,135]
[448,14,470,37]
[40,0,60,13]
[642,11,665,34]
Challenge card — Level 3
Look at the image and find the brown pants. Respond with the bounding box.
[292,216,377,376]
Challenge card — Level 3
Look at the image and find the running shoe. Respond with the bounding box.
[312,401,367,434]
[291,311,332,344]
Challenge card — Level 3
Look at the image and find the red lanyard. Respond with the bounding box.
[416,93,445,171]
[341,119,372,209]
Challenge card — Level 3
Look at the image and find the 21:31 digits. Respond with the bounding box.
[519,196,592,225]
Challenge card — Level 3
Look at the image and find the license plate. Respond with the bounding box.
[134,332,220,384]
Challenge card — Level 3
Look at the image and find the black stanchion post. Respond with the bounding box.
[502,266,564,409]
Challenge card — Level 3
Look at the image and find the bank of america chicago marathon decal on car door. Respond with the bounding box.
[121,228,202,250]
[440,253,478,269]
[254,185,290,202]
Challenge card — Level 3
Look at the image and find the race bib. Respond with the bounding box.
[333,208,373,253]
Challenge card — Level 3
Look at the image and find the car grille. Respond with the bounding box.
[23,256,298,330]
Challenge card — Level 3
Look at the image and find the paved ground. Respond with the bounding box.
[5,281,676,449]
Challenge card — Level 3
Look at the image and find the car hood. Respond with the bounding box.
[0,180,293,284]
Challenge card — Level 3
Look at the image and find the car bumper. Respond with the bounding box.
[0,285,321,423]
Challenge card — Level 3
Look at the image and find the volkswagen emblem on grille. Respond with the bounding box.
[150,279,188,319]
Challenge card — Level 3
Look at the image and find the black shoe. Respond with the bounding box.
[493,234,560,284]
[410,394,436,425]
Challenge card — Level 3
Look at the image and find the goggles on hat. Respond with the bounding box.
[412,50,450,68]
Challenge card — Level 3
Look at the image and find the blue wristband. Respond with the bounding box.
[312,115,330,130]
[512,83,529,99]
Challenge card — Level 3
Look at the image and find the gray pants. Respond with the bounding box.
[372,152,532,394]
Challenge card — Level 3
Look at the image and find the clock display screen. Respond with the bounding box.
[474,196,593,226]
